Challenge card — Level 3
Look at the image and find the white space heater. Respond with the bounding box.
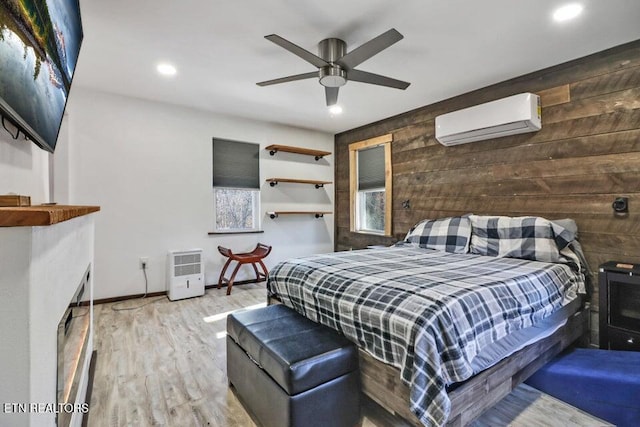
[167,249,204,301]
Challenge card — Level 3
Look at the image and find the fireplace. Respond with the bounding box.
[57,265,92,426]
[0,205,99,426]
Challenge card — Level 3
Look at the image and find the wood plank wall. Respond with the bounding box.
[334,40,640,345]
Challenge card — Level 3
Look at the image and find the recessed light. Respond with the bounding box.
[329,105,343,115]
[156,63,177,76]
[553,3,583,22]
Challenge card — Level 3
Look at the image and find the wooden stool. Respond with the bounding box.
[217,243,272,295]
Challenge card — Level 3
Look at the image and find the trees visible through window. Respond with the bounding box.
[214,188,259,231]
[358,189,385,233]
[212,138,260,232]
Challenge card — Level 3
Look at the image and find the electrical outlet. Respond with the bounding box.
[140,257,149,269]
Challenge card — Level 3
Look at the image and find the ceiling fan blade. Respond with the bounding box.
[265,34,330,68]
[348,69,410,90]
[337,29,404,70]
[256,72,318,86]
[325,87,339,106]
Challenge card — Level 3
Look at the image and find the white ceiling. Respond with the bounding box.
[74,0,640,134]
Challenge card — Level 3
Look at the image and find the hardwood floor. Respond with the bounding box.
[89,285,609,426]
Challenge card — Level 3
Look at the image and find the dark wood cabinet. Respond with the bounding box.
[599,261,640,351]
[607,327,640,351]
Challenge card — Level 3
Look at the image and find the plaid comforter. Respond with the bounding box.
[267,246,584,427]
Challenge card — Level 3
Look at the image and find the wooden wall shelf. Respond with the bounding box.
[266,178,332,188]
[0,205,100,227]
[268,211,332,219]
[265,145,332,220]
[265,144,331,160]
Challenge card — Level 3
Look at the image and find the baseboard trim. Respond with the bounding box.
[92,292,166,305]
[92,279,266,305]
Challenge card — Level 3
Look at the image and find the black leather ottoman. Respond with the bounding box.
[226,304,360,427]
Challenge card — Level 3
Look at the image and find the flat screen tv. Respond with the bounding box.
[0,0,83,153]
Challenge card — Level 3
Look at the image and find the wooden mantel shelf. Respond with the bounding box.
[0,205,100,227]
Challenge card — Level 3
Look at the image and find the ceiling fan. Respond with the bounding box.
[257,29,410,106]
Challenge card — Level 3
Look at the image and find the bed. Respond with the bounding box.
[266,215,589,426]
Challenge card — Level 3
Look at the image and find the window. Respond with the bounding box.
[212,138,260,232]
[349,134,392,236]
[357,189,386,232]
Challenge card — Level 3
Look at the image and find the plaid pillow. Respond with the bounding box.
[469,215,575,262]
[404,216,471,253]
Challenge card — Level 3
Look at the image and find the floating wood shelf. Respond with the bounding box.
[267,211,332,219]
[266,178,332,188]
[0,205,100,227]
[265,144,331,160]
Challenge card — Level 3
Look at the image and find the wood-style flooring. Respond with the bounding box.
[89,285,609,426]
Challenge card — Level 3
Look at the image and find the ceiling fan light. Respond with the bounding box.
[329,105,343,115]
[320,75,347,87]
[319,66,347,87]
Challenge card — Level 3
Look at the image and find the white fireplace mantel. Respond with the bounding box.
[0,206,99,427]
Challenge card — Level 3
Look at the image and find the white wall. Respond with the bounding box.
[0,125,50,204]
[61,88,334,300]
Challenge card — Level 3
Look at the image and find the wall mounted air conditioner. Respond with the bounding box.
[435,93,541,146]
[167,249,204,301]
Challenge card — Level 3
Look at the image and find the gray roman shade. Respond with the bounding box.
[357,145,385,190]
[212,138,260,188]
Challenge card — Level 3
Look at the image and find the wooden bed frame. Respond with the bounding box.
[268,295,589,426]
[360,306,589,426]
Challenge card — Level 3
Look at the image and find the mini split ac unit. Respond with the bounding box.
[167,249,204,301]
[435,93,541,146]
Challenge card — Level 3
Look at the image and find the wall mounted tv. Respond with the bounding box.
[0,0,83,153]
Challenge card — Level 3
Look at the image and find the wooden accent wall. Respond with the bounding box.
[335,40,640,344]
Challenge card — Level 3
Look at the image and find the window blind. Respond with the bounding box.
[357,145,385,190]
[212,138,260,189]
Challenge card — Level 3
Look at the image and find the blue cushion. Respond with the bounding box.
[525,348,640,427]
